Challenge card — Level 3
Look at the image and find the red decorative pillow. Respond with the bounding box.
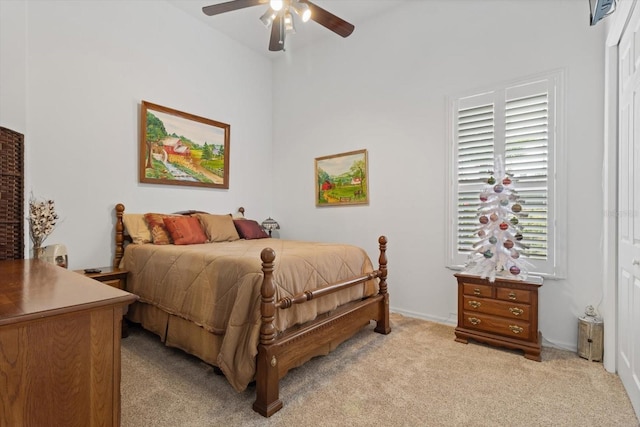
[233,219,269,240]
[144,213,177,245]
[163,216,208,245]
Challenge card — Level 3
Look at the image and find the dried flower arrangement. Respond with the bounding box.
[28,194,59,252]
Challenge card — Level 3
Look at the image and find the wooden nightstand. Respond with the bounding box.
[77,266,128,289]
[75,266,130,336]
[454,273,543,361]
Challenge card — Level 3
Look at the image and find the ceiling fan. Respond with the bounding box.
[202,0,355,52]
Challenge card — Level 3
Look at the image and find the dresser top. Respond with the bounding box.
[0,259,137,326]
[454,272,543,287]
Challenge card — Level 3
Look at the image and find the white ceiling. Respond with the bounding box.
[166,0,405,58]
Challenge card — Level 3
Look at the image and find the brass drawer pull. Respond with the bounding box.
[509,307,524,316]
[508,292,517,300]
[509,325,524,334]
[473,288,482,296]
[468,300,481,309]
[468,317,481,325]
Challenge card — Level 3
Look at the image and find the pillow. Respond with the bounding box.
[144,213,178,245]
[194,213,240,242]
[233,219,269,240]
[122,213,152,244]
[163,216,208,245]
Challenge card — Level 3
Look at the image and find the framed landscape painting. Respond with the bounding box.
[315,149,369,206]
[139,101,230,189]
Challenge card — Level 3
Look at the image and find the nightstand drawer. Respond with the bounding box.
[462,283,493,298]
[74,266,128,289]
[101,278,125,290]
[496,287,532,303]
[462,312,532,341]
[462,295,531,321]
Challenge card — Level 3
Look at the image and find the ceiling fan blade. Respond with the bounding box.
[269,13,285,51]
[300,0,355,38]
[202,0,266,16]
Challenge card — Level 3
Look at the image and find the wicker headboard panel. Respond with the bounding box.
[0,127,24,260]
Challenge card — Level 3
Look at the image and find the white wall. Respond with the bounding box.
[0,0,274,269]
[0,0,27,133]
[271,0,607,350]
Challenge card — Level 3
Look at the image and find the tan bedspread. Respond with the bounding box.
[121,239,378,391]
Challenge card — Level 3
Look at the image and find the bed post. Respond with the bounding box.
[253,247,283,417]
[375,235,391,334]
[114,203,125,268]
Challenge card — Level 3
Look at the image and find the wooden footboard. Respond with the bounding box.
[253,236,391,417]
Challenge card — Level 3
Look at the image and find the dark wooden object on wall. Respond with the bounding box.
[0,126,24,260]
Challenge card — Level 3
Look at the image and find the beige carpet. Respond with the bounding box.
[121,313,639,426]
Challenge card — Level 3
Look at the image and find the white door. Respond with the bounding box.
[618,4,640,419]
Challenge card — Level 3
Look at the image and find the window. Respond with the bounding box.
[446,71,565,278]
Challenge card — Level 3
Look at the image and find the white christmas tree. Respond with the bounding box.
[464,155,533,282]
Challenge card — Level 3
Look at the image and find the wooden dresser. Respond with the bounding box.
[454,273,543,361]
[0,260,138,426]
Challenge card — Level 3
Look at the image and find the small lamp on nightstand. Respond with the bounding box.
[261,217,280,237]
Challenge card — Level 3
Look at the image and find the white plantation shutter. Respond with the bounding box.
[447,73,564,277]
[456,96,495,255]
[505,87,550,261]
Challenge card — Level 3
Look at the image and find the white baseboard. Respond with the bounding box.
[390,307,457,327]
[541,336,577,352]
[390,307,578,352]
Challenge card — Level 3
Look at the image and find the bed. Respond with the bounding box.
[113,203,390,417]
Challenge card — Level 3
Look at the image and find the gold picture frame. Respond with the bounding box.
[139,101,230,189]
[315,149,369,206]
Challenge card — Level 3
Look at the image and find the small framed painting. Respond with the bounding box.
[139,101,230,189]
[315,149,369,206]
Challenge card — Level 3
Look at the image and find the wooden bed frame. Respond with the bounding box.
[114,203,390,417]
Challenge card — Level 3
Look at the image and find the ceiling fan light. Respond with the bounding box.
[291,1,311,22]
[284,11,296,34]
[292,2,311,22]
[259,9,276,27]
[270,0,283,11]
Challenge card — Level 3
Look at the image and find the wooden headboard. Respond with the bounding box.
[113,204,245,267]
